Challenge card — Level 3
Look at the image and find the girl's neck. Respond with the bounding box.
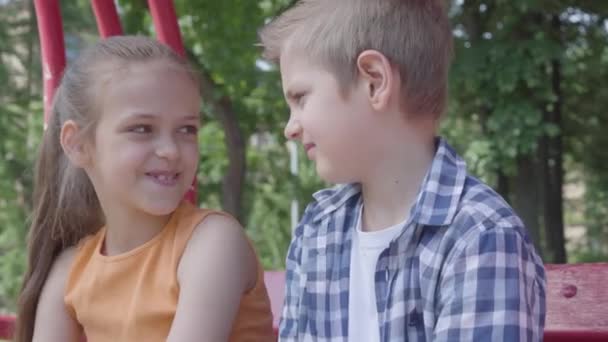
[101,205,172,256]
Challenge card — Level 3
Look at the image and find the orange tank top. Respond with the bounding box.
[64,202,275,342]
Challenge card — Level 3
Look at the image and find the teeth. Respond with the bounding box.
[150,173,176,181]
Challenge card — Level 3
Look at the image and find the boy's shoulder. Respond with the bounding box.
[453,174,526,239]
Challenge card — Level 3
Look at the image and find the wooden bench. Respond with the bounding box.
[0,315,13,340]
[263,265,608,341]
[1,265,607,340]
[543,263,608,341]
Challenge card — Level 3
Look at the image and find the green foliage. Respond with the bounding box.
[0,0,96,312]
[0,0,39,311]
[446,1,561,177]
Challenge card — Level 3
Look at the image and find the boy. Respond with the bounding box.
[259,0,546,341]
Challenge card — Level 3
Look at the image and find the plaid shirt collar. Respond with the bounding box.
[310,137,467,227]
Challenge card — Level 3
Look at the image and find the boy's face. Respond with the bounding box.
[280,52,381,184]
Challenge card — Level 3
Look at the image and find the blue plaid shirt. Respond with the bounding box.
[279,138,546,341]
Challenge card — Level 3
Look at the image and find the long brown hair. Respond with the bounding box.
[15,36,199,342]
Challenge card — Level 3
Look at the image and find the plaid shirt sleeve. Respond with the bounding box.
[434,224,546,341]
[278,205,310,341]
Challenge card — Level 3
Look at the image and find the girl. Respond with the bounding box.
[15,36,274,342]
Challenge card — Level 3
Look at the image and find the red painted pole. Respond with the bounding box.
[91,0,123,38]
[147,0,185,56]
[148,0,196,203]
[33,0,66,126]
[0,315,14,340]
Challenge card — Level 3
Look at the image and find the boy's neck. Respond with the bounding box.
[360,137,436,232]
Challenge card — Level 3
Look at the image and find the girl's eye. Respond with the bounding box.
[129,125,152,134]
[179,125,199,134]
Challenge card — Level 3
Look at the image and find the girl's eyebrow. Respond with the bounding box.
[123,112,158,120]
[123,112,200,121]
[181,114,200,121]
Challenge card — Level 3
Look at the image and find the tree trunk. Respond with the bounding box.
[511,155,543,254]
[216,95,246,221]
[496,170,510,203]
[540,15,567,263]
[198,68,246,222]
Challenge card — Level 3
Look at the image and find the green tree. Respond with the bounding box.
[445,0,608,263]
[0,0,40,311]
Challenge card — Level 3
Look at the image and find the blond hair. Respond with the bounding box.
[15,36,199,342]
[259,0,453,117]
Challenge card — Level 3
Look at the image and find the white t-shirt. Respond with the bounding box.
[348,206,406,342]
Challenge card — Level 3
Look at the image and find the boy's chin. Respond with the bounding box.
[316,163,357,185]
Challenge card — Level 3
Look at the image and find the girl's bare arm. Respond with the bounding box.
[32,247,82,342]
[168,214,257,342]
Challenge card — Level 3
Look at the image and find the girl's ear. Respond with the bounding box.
[60,120,91,168]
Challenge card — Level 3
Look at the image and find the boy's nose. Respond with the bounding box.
[284,117,302,141]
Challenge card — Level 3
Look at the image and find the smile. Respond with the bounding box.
[146,172,180,186]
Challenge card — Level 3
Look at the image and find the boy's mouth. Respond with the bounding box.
[304,143,316,152]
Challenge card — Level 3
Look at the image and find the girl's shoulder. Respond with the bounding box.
[177,210,257,288]
[41,246,78,302]
[52,246,78,278]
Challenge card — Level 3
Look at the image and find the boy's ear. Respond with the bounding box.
[60,120,91,168]
[356,50,396,111]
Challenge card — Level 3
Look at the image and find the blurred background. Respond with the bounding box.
[1,0,607,313]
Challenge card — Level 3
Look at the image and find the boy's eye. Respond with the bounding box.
[293,93,306,104]
[287,91,307,106]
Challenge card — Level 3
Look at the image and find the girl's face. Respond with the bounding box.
[85,59,201,218]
